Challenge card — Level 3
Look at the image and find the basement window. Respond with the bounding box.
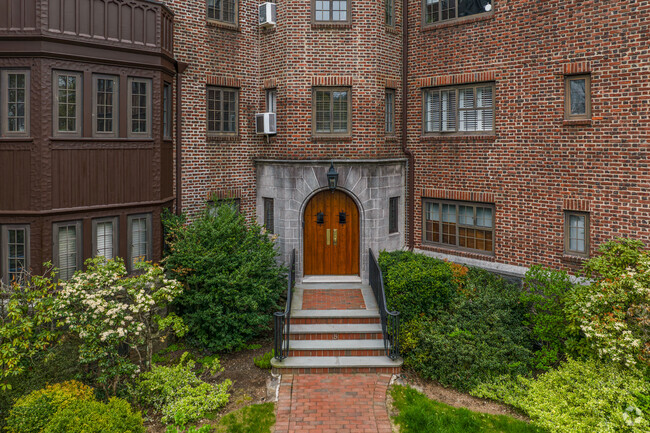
[423,200,494,254]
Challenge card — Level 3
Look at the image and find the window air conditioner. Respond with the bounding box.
[259,3,276,27]
[256,113,277,135]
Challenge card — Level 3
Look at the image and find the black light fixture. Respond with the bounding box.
[327,162,338,192]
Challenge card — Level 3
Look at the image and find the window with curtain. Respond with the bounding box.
[130,217,147,266]
[207,0,237,24]
[54,222,81,281]
[2,226,29,284]
[313,88,350,135]
[424,200,494,253]
[93,218,118,260]
[565,212,589,257]
[423,84,494,134]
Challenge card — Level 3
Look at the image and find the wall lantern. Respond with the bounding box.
[327,162,339,192]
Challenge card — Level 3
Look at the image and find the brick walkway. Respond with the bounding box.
[301,288,366,310]
[275,374,392,433]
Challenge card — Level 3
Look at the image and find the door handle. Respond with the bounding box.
[333,229,338,245]
[326,229,331,245]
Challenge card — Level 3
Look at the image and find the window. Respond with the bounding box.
[53,221,83,281]
[207,0,237,24]
[423,200,494,253]
[423,84,494,134]
[313,0,349,22]
[163,82,172,139]
[93,75,119,137]
[128,78,152,137]
[207,87,238,135]
[565,75,591,120]
[266,89,277,113]
[1,70,30,137]
[53,71,82,137]
[386,89,395,134]
[127,214,152,270]
[389,197,399,234]
[423,0,492,24]
[207,198,241,215]
[565,212,589,257]
[386,0,395,26]
[313,87,350,135]
[263,198,274,233]
[1,225,30,284]
[92,217,118,260]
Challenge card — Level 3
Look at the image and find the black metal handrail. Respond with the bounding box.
[273,249,295,361]
[368,248,400,360]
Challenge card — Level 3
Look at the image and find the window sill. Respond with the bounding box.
[386,26,400,35]
[207,134,239,143]
[0,137,33,142]
[421,134,497,143]
[385,135,399,142]
[421,11,494,32]
[311,135,353,142]
[261,26,277,35]
[49,137,154,142]
[563,119,592,126]
[561,253,588,263]
[206,20,240,32]
[311,22,352,30]
[420,243,496,261]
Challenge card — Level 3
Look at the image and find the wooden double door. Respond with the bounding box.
[304,190,360,276]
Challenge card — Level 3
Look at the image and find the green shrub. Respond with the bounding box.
[253,350,274,370]
[163,205,286,351]
[44,397,145,433]
[136,353,231,426]
[520,358,650,433]
[166,425,213,433]
[470,375,531,412]
[407,267,534,391]
[379,250,457,323]
[6,380,95,433]
[521,265,578,370]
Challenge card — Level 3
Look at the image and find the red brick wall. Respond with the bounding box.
[408,0,650,272]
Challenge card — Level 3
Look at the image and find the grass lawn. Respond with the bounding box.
[213,402,275,433]
[391,386,546,433]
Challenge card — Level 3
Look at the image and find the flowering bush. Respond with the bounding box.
[55,257,186,395]
[136,353,231,426]
[0,266,59,389]
[566,239,650,367]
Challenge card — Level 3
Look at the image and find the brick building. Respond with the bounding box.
[2,0,648,283]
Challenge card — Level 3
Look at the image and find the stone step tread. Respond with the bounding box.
[289,340,387,350]
[271,356,403,369]
[291,309,380,318]
[289,323,383,334]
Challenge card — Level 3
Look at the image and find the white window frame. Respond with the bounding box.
[53,70,83,138]
[1,69,30,138]
[127,77,153,138]
[92,74,119,138]
[92,217,119,260]
[423,83,495,135]
[1,224,30,285]
[127,213,152,271]
[53,220,83,281]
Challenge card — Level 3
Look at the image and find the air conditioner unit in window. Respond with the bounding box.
[259,3,276,27]
[256,112,277,135]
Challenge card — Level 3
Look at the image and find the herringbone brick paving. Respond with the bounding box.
[275,374,392,433]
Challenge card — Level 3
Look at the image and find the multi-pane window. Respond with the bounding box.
[565,75,591,120]
[266,89,277,113]
[264,198,274,233]
[163,82,172,139]
[93,75,118,137]
[208,199,241,215]
[128,214,152,270]
[386,89,395,134]
[313,88,350,135]
[207,0,236,24]
[53,221,82,281]
[314,0,349,22]
[207,87,238,135]
[386,0,395,26]
[1,70,29,137]
[423,0,492,24]
[1,225,29,284]
[54,71,82,136]
[389,197,399,234]
[565,212,589,257]
[424,84,494,134]
[424,200,494,253]
[92,217,118,260]
[128,78,152,137]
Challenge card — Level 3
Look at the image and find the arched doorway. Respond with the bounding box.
[303,190,360,276]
